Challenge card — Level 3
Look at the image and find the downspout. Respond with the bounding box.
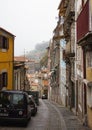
[75,0,78,115]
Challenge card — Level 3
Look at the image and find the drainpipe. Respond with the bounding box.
[75,0,78,115]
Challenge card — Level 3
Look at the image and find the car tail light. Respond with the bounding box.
[23,109,27,116]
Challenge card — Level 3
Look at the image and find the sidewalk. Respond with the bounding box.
[50,101,91,130]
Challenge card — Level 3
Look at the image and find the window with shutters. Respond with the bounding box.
[0,72,8,89]
[2,72,8,87]
[0,35,9,50]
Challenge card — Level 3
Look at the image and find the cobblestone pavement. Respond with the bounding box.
[30,99,63,130]
[45,100,62,130]
[0,99,62,130]
[45,100,91,130]
[0,99,91,130]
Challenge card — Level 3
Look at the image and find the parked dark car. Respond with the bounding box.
[0,90,31,125]
[42,94,47,99]
[25,91,39,105]
[28,95,37,116]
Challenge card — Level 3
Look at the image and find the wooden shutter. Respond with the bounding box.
[6,38,9,49]
[2,72,8,87]
[0,35,3,48]
[4,37,9,49]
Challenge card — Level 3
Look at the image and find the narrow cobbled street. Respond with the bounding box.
[44,100,90,130]
[0,99,91,130]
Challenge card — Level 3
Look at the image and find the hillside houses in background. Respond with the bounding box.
[14,56,41,90]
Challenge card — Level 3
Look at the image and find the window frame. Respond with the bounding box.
[0,35,9,50]
[0,72,8,89]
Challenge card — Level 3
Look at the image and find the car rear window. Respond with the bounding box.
[0,92,25,108]
[0,92,11,105]
[12,93,24,105]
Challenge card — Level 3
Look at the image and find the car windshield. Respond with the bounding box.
[0,92,25,107]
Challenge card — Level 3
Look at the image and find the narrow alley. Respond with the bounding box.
[0,99,90,130]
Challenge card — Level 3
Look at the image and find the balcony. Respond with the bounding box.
[58,0,69,16]
[63,23,70,41]
[77,0,89,44]
[66,52,75,58]
[64,51,75,63]
[53,23,65,40]
[53,35,65,41]
[64,0,75,24]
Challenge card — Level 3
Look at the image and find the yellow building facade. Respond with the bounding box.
[86,67,92,129]
[0,27,15,90]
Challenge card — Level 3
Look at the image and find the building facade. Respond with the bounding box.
[14,60,25,90]
[14,56,30,91]
[76,0,92,128]
[0,27,15,90]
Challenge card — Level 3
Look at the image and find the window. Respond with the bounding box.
[0,72,8,89]
[86,52,92,67]
[0,35,9,50]
[87,87,92,108]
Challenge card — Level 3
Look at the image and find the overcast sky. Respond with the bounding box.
[0,0,60,56]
